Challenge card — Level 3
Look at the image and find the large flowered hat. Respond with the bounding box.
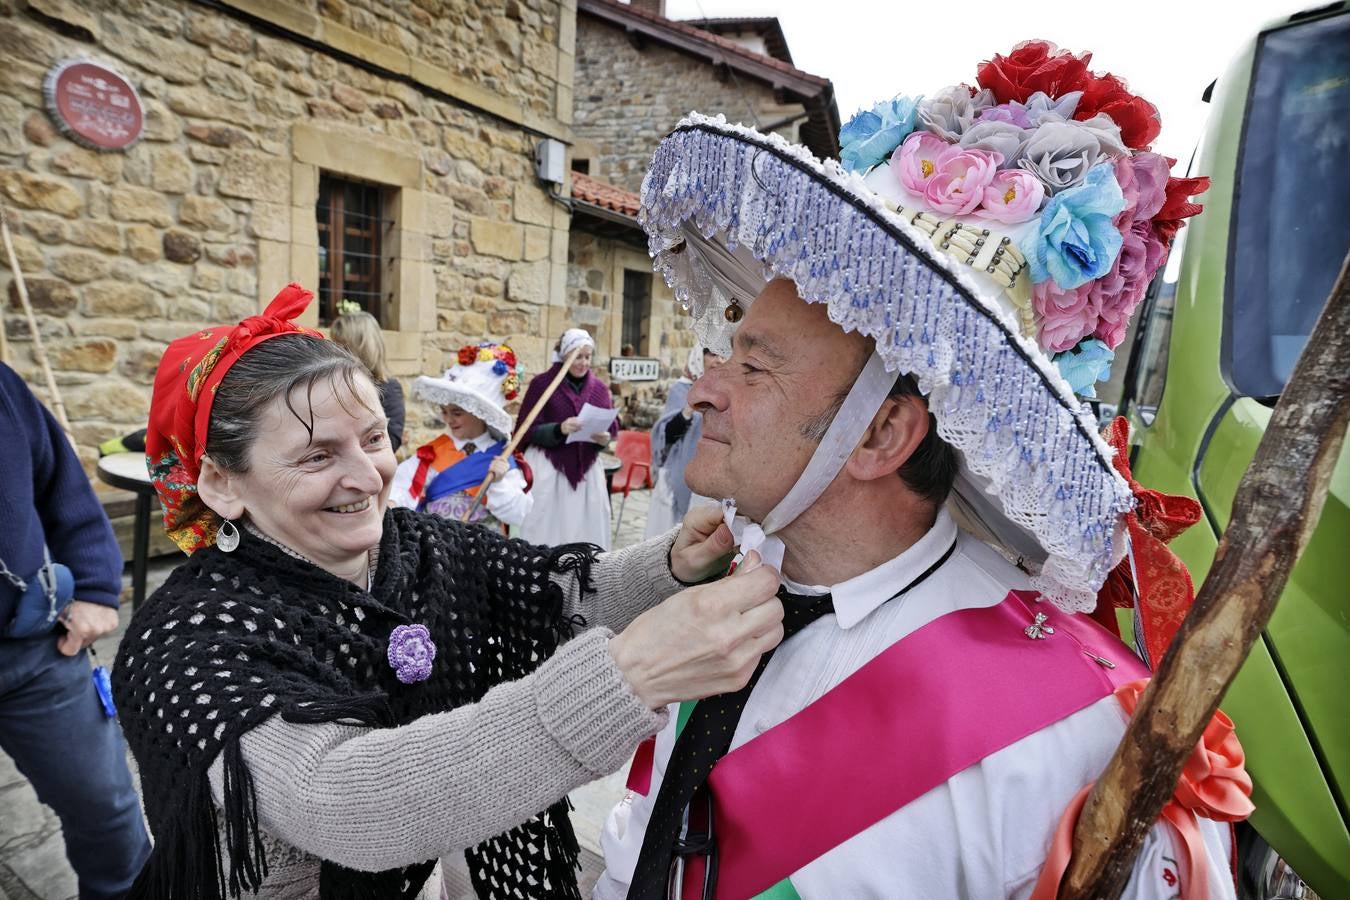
[638,42,1208,613]
[412,342,520,439]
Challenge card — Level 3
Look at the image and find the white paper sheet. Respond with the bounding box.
[565,402,619,444]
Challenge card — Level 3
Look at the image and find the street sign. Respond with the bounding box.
[43,59,143,151]
[609,357,661,382]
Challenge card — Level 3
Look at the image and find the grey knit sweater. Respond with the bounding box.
[205,529,683,897]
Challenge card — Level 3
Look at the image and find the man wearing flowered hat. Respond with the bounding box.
[389,342,532,532]
[597,42,1245,900]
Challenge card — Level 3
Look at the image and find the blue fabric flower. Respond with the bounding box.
[839,95,921,174]
[492,359,508,376]
[1053,338,1115,397]
[1021,164,1126,290]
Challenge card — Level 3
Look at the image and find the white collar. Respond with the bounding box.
[781,507,959,630]
[450,431,491,452]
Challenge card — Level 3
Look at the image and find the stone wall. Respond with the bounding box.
[0,0,578,471]
[572,14,807,194]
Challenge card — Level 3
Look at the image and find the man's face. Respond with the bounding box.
[685,279,866,520]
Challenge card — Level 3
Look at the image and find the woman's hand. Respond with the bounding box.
[560,417,583,435]
[609,552,782,709]
[488,457,509,480]
[670,503,734,584]
[591,431,612,448]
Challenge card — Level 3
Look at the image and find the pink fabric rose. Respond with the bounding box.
[1092,218,1168,348]
[976,170,1044,223]
[1114,153,1171,225]
[894,131,952,199]
[924,147,1002,216]
[1034,279,1100,352]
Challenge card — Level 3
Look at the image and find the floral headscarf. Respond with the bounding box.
[145,283,322,554]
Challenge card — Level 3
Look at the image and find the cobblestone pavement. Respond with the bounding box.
[1,490,655,899]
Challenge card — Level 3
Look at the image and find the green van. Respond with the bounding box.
[1114,4,1350,897]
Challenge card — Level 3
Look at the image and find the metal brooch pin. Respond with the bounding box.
[1024,612,1054,640]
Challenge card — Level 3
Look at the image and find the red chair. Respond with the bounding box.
[610,429,653,539]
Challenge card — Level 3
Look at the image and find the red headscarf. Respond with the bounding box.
[145,284,322,554]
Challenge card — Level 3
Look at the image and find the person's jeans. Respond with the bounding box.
[0,636,151,899]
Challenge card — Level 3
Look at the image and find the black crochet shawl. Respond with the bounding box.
[112,507,597,899]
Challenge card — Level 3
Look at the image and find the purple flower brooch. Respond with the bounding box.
[387,624,436,684]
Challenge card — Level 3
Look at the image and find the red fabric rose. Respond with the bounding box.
[457,346,477,366]
[1075,72,1162,150]
[976,41,1092,105]
[1153,170,1211,244]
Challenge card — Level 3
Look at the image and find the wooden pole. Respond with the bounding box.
[1059,251,1350,898]
[460,345,585,522]
[1,206,73,437]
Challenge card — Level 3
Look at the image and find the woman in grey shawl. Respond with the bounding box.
[645,346,719,537]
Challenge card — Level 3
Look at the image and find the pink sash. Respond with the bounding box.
[700,590,1148,899]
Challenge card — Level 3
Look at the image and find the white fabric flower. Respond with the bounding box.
[918,86,997,141]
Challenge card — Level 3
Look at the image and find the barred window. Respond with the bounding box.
[621,269,651,354]
[316,174,392,326]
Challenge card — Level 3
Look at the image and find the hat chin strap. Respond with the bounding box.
[722,351,894,574]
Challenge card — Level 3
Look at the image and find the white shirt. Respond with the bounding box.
[388,432,533,526]
[596,509,1235,899]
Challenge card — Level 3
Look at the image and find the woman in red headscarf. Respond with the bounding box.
[111,285,783,900]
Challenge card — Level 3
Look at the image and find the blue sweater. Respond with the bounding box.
[0,363,122,631]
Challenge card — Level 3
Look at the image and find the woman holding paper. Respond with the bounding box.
[516,328,620,548]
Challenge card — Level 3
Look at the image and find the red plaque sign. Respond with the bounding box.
[43,59,144,151]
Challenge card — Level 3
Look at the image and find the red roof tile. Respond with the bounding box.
[572,172,640,217]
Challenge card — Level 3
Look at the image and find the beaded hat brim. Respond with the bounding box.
[639,114,1135,612]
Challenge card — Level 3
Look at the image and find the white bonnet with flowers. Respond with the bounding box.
[412,342,521,439]
[638,41,1208,613]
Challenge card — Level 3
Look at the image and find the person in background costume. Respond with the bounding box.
[330,307,405,452]
[515,328,618,549]
[111,284,788,900]
[598,40,1247,900]
[389,343,531,532]
[644,345,720,538]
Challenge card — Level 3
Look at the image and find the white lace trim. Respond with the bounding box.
[638,113,1135,613]
[411,377,512,439]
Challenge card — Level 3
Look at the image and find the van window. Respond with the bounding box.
[1226,12,1350,399]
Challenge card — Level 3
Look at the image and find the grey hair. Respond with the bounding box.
[205,334,377,474]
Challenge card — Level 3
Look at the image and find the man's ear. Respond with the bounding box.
[197,455,245,521]
[847,395,929,482]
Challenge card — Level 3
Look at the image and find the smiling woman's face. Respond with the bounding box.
[568,345,594,378]
[224,373,396,570]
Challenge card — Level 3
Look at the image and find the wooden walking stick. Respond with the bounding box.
[1058,251,1350,899]
[460,345,584,522]
[1,206,73,436]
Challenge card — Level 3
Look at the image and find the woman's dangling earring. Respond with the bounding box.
[217,518,240,553]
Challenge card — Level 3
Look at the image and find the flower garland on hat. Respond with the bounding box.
[457,341,521,399]
[838,40,1210,398]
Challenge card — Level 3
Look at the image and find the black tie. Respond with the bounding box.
[628,589,835,899]
[462,442,478,455]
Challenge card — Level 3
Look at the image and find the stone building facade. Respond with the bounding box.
[1,0,579,470]
[0,0,839,511]
[561,0,839,423]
